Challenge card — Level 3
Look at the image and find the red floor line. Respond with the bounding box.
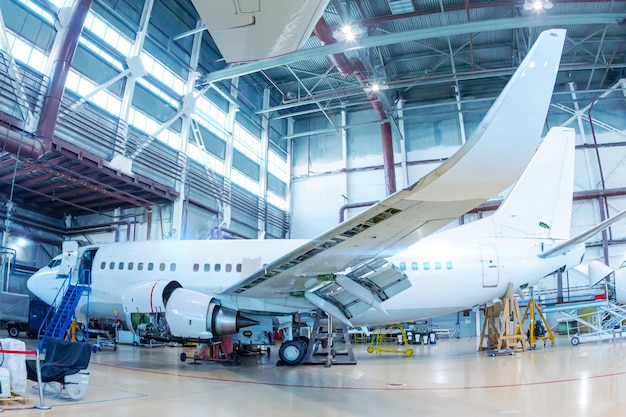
[89,361,626,391]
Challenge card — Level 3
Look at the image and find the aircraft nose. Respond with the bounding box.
[27,270,54,305]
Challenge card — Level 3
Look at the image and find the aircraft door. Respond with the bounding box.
[57,241,79,279]
[479,245,499,287]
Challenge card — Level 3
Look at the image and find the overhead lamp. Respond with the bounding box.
[332,24,365,42]
[16,237,27,247]
[364,83,389,94]
[523,0,554,11]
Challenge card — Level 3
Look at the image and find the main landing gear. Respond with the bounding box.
[278,336,309,366]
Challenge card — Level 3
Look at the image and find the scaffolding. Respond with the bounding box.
[479,283,528,352]
[560,301,626,346]
[520,298,555,349]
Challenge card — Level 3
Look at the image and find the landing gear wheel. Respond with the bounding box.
[571,336,580,346]
[266,347,271,356]
[180,352,187,362]
[279,340,306,366]
[7,325,19,338]
[367,346,374,353]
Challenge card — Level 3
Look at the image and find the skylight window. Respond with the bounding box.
[16,0,54,23]
[267,149,289,183]
[5,32,47,72]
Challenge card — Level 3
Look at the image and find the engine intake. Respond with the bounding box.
[121,280,257,340]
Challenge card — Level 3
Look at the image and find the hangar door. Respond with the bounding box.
[479,245,499,287]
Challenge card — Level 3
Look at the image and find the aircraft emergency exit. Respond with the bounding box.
[29,29,623,366]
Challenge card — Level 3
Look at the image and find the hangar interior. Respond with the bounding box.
[0,0,625,337]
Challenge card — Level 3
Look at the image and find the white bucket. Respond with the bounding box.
[0,367,11,398]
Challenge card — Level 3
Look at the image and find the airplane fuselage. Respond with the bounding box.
[29,224,584,328]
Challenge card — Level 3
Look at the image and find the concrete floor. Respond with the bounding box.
[3,335,626,416]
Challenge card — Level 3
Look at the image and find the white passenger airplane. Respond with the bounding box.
[28,29,625,365]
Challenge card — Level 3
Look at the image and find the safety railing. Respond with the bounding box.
[0,348,50,410]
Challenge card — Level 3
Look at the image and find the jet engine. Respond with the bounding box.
[121,280,257,341]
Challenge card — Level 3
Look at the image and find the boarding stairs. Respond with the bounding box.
[38,271,91,351]
[559,300,626,346]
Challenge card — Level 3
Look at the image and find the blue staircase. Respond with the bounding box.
[38,271,91,351]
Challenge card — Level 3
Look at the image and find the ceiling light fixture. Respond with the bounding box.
[364,83,389,94]
[523,0,554,11]
[342,25,356,41]
[332,24,365,42]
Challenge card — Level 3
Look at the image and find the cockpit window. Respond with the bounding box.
[47,258,62,268]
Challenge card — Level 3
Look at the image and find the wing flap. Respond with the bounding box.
[304,259,410,325]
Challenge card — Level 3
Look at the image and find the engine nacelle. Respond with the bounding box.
[122,280,182,314]
[121,280,257,341]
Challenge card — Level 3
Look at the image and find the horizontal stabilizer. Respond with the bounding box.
[539,207,626,258]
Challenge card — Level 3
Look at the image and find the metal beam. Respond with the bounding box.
[197,14,626,85]
[259,62,626,117]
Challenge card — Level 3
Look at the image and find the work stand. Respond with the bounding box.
[302,310,356,367]
[479,283,528,352]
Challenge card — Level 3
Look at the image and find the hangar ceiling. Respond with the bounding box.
[0,0,625,220]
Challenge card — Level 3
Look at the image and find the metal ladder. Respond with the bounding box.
[38,271,91,351]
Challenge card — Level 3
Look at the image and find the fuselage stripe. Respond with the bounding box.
[150,281,159,313]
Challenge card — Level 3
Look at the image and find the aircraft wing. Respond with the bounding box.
[191,0,329,63]
[221,29,566,324]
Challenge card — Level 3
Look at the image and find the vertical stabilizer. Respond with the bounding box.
[491,127,576,239]
[417,29,566,201]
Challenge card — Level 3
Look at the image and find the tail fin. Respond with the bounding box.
[419,29,566,201]
[491,127,576,239]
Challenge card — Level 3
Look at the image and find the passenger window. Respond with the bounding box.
[399,262,406,271]
[128,262,134,270]
[411,262,418,271]
[434,262,441,270]
[138,262,144,271]
[148,263,154,271]
[423,262,430,271]
[109,262,115,270]
[159,263,165,271]
[446,261,453,270]
[193,263,199,272]
[215,264,221,272]
[204,263,210,272]
[226,264,232,272]
[118,262,124,270]
[236,264,242,273]
[170,263,176,272]
[100,262,106,270]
